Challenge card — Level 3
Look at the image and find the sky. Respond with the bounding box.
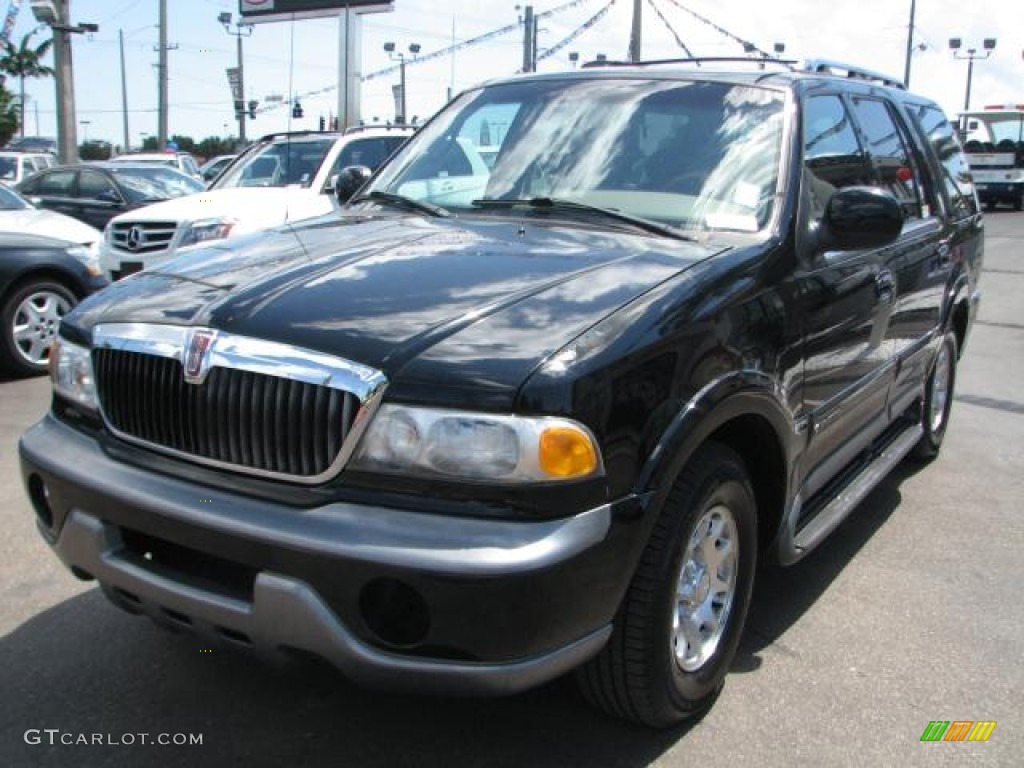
[6,0,1023,150]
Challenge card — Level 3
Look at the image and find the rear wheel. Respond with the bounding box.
[0,280,76,376]
[911,331,957,461]
[577,442,757,727]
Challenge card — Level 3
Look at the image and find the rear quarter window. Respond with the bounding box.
[909,104,978,218]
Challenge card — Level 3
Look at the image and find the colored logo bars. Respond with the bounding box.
[920,721,997,742]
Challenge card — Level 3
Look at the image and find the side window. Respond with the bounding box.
[330,136,406,179]
[802,95,871,218]
[24,158,39,174]
[36,170,76,197]
[849,97,926,220]
[911,104,978,218]
[19,174,40,194]
[78,171,120,201]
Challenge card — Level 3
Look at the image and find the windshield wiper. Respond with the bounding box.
[471,197,693,241]
[350,190,451,218]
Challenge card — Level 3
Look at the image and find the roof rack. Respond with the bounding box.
[342,123,417,135]
[803,59,905,90]
[581,56,798,71]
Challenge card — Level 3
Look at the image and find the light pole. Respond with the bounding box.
[950,37,997,131]
[79,120,89,142]
[383,42,420,125]
[218,12,253,146]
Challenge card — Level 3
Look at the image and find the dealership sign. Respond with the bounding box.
[239,0,394,23]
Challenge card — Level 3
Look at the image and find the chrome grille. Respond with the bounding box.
[88,324,387,484]
[94,350,358,478]
[110,221,178,255]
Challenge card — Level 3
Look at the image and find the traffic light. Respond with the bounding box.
[234,99,244,118]
[247,100,258,119]
[292,100,303,119]
[319,115,325,131]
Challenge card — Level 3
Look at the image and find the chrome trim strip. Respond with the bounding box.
[91,323,389,484]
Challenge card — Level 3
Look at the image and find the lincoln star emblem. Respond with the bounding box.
[126,225,146,251]
[183,329,217,384]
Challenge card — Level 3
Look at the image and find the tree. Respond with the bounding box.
[0,30,54,139]
[79,141,112,161]
[0,84,19,146]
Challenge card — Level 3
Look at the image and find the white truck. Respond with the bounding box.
[960,104,1024,211]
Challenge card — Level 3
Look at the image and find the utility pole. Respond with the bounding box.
[903,0,916,87]
[219,13,253,145]
[522,5,534,73]
[119,29,130,153]
[157,0,170,149]
[628,0,642,62]
[53,0,76,163]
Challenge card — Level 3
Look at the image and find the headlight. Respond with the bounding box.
[66,244,102,277]
[351,405,602,483]
[50,338,99,411]
[178,218,236,248]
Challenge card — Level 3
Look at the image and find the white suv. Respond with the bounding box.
[0,151,56,186]
[98,127,413,279]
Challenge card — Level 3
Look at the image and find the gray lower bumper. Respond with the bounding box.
[54,507,611,696]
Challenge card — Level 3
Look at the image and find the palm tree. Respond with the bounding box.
[0,30,54,138]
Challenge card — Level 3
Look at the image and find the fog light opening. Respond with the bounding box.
[359,578,430,648]
[27,474,54,530]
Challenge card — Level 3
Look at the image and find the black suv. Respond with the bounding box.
[20,58,982,727]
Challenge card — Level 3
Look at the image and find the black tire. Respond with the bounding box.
[911,331,958,461]
[0,279,76,376]
[576,442,757,727]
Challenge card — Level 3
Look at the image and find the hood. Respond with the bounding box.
[107,187,333,231]
[74,212,722,407]
[0,208,101,245]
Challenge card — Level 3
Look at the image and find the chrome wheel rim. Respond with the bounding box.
[12,290,70,366]
[929,343,952,434]
[672,504,739,672]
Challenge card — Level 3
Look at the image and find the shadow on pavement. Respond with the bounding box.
[734,460,922,672]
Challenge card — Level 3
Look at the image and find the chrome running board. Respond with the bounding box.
[794,423,923,554]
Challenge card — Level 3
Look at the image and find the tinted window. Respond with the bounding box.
[36,170,76,196]
[0,156,18,181]
[850,97,926,220]
[803,95,870,217]
[330,136,406,178]
[78,170,120,200]
[911,104,978,218]
[215,138,334,189]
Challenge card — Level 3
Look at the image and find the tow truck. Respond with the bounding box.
[961,104,1024,211]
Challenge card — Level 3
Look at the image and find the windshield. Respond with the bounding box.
[0,156,19,180]
[111,167,204,202]
[367,78,786,235]
[0,183,31,209]
[212,138,334,189]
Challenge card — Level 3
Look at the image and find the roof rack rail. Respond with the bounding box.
[581,56,797,71]
[342,123,417,135]
[256,130,341,142]
[802,59,905,89]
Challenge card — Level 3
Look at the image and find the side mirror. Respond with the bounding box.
[334,165,372,204]
[96,190,122,205]
[819,187,903,252]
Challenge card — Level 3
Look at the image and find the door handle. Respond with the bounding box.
[875,269,895,302]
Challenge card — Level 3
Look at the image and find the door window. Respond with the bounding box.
[802,95,871,218]
[77,171,120,201]
[35,170,76,197]
[849,97,927,220]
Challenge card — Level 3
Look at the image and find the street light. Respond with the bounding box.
[950,37,997,131]
[383,42,420,125]
[79,119,89,142]
[218,12,253,146]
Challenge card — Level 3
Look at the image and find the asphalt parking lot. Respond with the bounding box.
[1,213,1021,768]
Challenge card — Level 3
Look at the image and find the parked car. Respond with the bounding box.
[108,151,203,180]
[17,163,204,231]
[0,231,107,375]
[4,136,58,155]
[0,151,57,186]
[199,154,237,184]
[97,126,412,279]
[0,183,101,246]
[20,59,981,727]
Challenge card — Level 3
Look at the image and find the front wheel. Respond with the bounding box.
[577,442,757,727]
[911,331,958,461]
[0,280,76,376]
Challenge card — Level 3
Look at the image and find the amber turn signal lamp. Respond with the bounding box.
[538,426,598,478]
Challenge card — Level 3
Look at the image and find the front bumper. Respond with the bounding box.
[20,416,645,695]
